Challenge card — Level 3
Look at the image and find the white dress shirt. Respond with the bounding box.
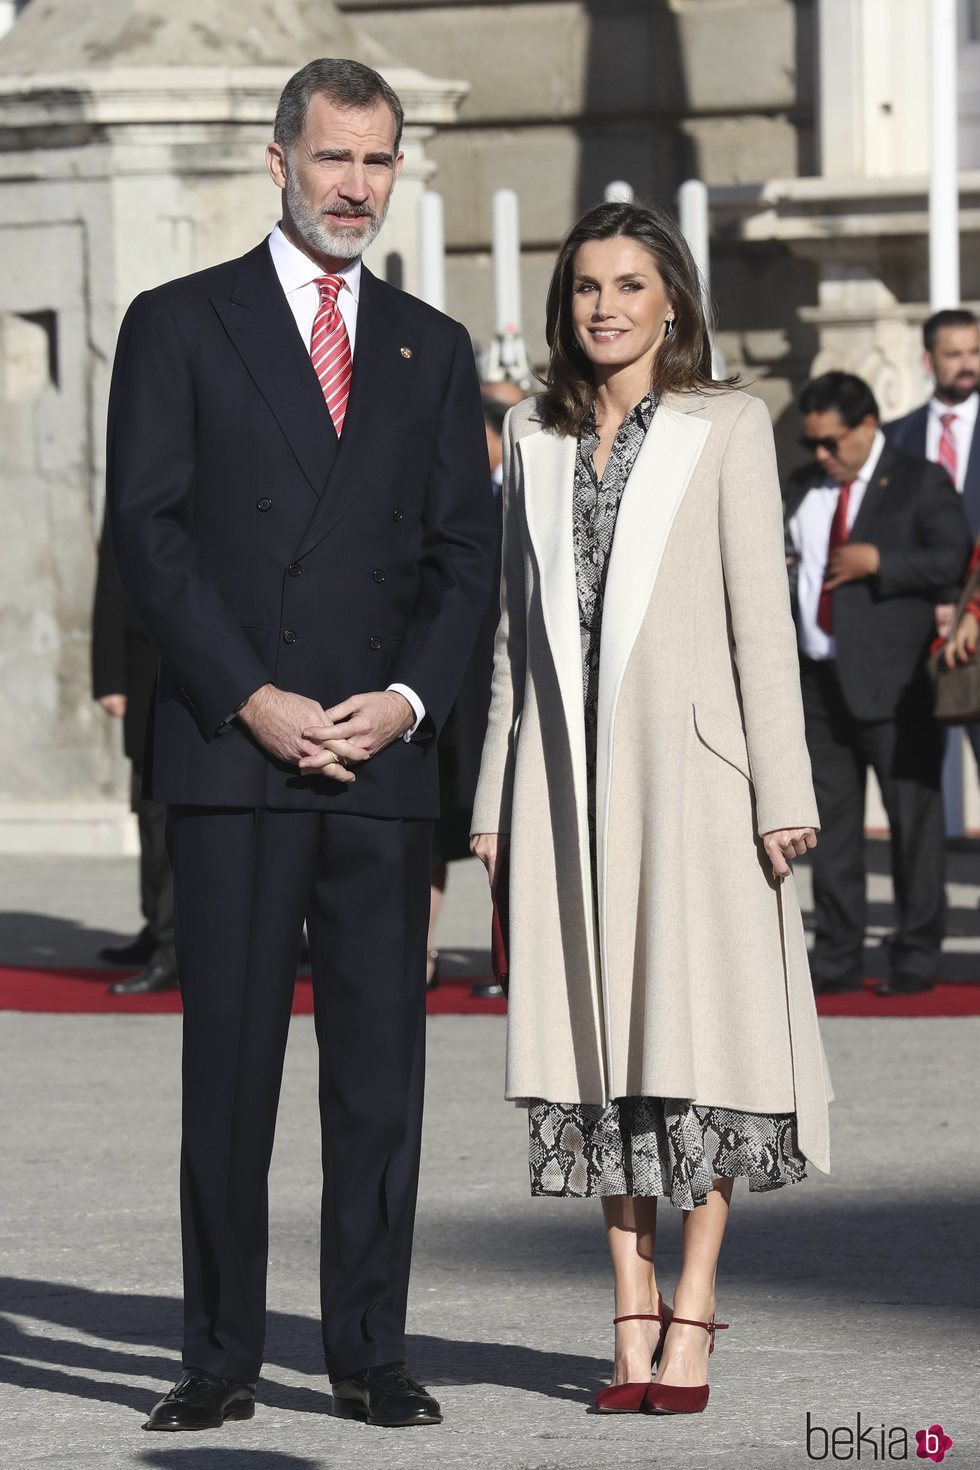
[266,224,425,738]
[788,428,886,662]
[924,391,979,493]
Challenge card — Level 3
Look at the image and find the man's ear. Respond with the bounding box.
[267,143,288,190]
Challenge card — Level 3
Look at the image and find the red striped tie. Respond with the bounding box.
[310,275,352,436]
[938,411,958,484]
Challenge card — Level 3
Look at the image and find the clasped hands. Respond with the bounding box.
[239,683,414,784]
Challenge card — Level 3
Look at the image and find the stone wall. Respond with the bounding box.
[339,0,816,385]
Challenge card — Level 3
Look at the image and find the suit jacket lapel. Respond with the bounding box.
[292,268,418,561]
[849,442,896,542]
[211,243,337,498]
[962,399,980,535]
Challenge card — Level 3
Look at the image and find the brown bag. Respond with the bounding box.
[929,559,980,724]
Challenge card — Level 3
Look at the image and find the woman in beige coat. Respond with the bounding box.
[471,202,831,1417]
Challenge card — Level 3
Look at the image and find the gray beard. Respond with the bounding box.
[285,170,388,260]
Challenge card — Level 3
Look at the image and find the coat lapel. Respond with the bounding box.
[849,442,896,542]
[593,399,710,952]
[211,243,338,498]
[518,428,584,757]
[292,269,419,560]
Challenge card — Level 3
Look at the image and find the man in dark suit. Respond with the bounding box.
[91,530,177,993]
[106,59,495,1432]
[885,308,980,765]
[785,372,971,997]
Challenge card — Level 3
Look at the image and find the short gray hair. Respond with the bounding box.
[274,59,405,155]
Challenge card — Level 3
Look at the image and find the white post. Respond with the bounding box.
[0,1,17,39]
[929,0,960,310]
[418,192,445,312]
[930,0,965,835]
[488,189,531,383]
[604,180,634,203]
[677,178,724,376]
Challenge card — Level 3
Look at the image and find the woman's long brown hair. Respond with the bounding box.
[538,201,736,437]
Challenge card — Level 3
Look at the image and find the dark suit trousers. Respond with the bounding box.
[167,805,431,1385]
[801,659,945,984]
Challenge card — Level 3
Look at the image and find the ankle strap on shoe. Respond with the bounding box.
[614,1292,671,1328]
[667,1315,730,1353]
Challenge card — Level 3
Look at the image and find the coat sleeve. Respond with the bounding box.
[874,464,973,599]
[105,293,269,740]
[718,395,819,837]
[384,322,498,738]
[470,409,527,835]
[91,520,129,700]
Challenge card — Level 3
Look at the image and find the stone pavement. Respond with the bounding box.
[1,850,978,1470]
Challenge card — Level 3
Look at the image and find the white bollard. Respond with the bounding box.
[418,192,445,313]
[604,180,634,203]
[489,189,532,384]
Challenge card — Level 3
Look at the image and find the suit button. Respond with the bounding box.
[282,629,297,644]
[288,563,302,577]
[257,497,272,512]
[369,636,382,651]
[392,508,404,522]
[372,569,385,583]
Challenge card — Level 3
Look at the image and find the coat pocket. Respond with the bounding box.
[693,702,752,782]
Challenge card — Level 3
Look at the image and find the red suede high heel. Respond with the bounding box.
[594,1293,673,1413]
[643,1313,729,1415]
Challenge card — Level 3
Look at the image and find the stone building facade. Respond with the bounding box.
[1,0,979,846]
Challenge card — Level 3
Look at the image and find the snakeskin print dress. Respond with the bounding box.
[526,394,808,1209]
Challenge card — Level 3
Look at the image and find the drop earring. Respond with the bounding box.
[664,316,675,338]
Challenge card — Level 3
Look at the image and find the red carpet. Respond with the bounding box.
[0,967,508,1016]
[0,968,976,1017]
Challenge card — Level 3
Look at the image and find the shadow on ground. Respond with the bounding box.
[1,1183,976,1415]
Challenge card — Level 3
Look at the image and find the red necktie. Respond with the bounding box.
[938,412,958,484]
[816,480,853,635]
[310,275,352,436]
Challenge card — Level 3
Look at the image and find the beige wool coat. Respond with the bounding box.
[471,388,832,1175]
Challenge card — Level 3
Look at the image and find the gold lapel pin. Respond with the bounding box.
[879,475,890,486]
[400,346,413,359]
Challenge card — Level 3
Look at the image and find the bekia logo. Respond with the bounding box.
[914,1426,954,1464]
[806,1413,954,1462]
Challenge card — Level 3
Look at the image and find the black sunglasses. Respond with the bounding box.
[798,434,847,455]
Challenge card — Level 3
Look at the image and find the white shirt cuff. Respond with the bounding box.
[387,683,425,741]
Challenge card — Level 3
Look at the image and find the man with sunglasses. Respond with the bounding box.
[785,372,971,997]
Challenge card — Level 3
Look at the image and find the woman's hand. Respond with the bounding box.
[944,609,980,669]
[762,827,817,880]
[470,832,509,891]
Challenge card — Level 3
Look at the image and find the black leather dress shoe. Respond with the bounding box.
[330,1363,442,1427]
[812,977,863,996]
[143,1370,255,1431]
[108,953,178,996]
[98,928,157,966]
[874,974,935,997]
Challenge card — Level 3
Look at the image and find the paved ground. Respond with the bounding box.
[1,849,978,1470]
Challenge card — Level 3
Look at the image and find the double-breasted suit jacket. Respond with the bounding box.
[107,241,495,815]
[472,390,833,1174]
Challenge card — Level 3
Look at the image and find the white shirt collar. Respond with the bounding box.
[928,391,980,428]
[268,222,362,302]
